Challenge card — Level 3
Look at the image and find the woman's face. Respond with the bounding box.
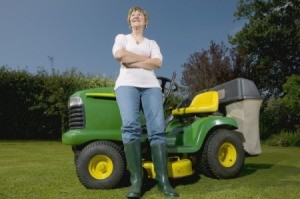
[129,10,146,29]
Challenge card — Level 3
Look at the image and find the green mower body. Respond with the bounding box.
[62,77,262,189]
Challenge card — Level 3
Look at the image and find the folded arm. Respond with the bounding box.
[114,48,162,70]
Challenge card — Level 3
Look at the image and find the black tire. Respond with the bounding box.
[75,141,125,189]
[72,146,81,164]
[198,129,245,179]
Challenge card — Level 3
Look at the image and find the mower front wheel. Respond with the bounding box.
[75,141,126,189]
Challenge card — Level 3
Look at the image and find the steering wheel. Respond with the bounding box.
[157,72,178,106]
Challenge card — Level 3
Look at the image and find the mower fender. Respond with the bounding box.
[193,116,238,151]
[62,129,122,146]
[168,116,238,153]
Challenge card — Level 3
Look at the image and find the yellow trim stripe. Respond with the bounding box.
[86,93,116,98]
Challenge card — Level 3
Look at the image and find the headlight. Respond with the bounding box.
[68,96,83,107]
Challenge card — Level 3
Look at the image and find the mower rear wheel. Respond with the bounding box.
[199,129,245,179]
[75,141,125,189]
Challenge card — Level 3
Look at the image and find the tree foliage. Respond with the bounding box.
[260,75,300,139]
[181,41,242,95]
[230,0,300,98]
[280,74,300,130]
[260,95,285,139]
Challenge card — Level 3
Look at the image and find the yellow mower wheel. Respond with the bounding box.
[89,155,113,180]
[218,142,237,167]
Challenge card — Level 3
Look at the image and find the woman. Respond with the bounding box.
[112,6,179,198]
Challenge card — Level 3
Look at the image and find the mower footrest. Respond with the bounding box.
[142,157,194,179]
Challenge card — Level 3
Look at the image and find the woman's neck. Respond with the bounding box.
[131,27,144,38]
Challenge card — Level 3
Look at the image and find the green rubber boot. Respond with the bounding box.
[124,141,143,198]
[151,143,179,198]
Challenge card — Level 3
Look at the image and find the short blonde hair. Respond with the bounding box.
[127,6,149,29]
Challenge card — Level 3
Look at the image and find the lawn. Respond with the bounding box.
[0,141,299,199]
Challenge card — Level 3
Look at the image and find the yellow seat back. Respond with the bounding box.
[172,91,219,116]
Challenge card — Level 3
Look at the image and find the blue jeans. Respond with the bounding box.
[116,86,166,145]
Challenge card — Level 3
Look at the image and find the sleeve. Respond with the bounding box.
[112,34,126,56]
[150,40,163,62]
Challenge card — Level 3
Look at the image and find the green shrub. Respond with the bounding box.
[265,129,300,147]
[0,66,114,140]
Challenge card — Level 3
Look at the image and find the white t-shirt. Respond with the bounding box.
[112,34,163,90]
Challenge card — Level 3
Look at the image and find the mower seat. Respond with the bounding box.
[172,91,219,116]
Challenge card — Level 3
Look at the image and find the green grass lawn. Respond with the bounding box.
[0,141,299,199]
